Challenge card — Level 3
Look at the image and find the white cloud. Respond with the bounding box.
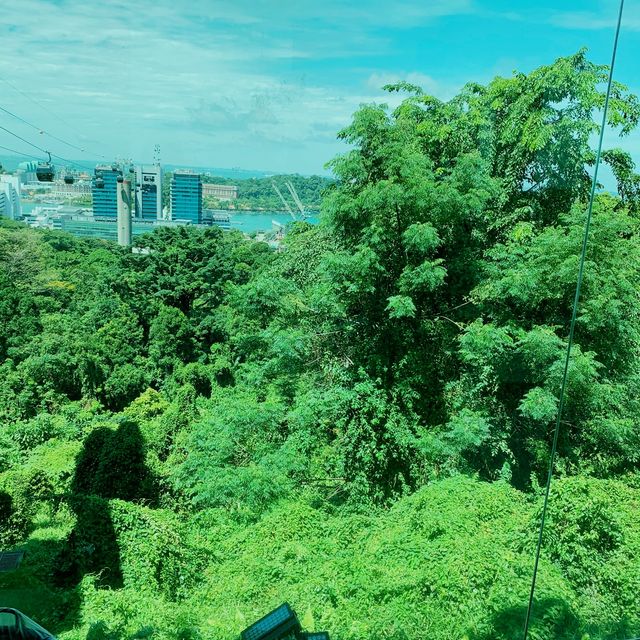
[16,0,636,174]
[549,9,640,31]
[366,72,459,100]
[4,0,471,172]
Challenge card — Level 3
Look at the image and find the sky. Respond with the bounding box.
[1,0,639,175]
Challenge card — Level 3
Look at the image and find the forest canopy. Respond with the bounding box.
[1,51,640,640]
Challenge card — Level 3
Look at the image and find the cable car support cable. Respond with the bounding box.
[0,103,107,159]
[522,1,625,639]
[0,142,42,161]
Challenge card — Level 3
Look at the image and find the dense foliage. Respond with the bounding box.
[2,51,640,640]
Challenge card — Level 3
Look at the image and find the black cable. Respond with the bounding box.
[0,123,95,172]
[0,123,48,155]
[522,2,625,639]
[0,143,41,161]
[0,74,83,136]
[0,104,43,132]
[0,103,107,159]
[49,151,93,172]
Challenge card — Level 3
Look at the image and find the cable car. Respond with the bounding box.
[94,172,104,189]
[116,175,124,183]
[0,608,56,640]
[64,175,75,185]
[36,162,54,182]
[36,153,54,182]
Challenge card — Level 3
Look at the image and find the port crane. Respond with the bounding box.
[285,181,306,219]
[271,181,295,219]
[271,180,307,222]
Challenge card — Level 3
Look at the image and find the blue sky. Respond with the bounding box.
[1,0,639,175]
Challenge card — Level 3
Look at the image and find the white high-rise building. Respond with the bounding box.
[0,174,22,220]
[135,165,162,220]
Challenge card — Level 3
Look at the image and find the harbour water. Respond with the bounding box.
[228,211,318,232]
[20,201,318,234]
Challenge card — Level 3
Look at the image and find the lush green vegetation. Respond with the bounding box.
[2,51,640,640]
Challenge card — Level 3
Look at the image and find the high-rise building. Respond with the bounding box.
[170,170,202,224]
[135,165,162,220]
[92,165,122,218]
[0,174,22,219]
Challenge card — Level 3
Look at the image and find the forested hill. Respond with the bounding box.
[202,174,334,211]
[2,51,640,640]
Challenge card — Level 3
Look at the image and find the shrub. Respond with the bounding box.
[7,412,80,450]
[109,500,204,600]
[102,364,149,412]
[0,480,34,545]
[173,390,293,519]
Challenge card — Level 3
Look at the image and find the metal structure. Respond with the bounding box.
[0,550,24,572]
[271,181,295,218]
[271,181,307,222]
[240,604,329,640]
[0,609,56,640]
[285,181,306,218]
[241,604,301,640]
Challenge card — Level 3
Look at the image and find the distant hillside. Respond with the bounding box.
[164,164,272,179]
[161,172,335,211]
[202,173,335,211]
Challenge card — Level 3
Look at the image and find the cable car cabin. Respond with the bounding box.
[63,175,74,185]
[0,609,55,640]
[35,162,54,182]
[241,603,301,640]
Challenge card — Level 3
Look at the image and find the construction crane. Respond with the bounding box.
[271,181,297,220]
[271,180,308,222]
[285,181,306,219]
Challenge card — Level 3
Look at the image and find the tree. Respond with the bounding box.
[320,50,640,492]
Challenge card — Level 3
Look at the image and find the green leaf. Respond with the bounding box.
[386,295,416,319]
